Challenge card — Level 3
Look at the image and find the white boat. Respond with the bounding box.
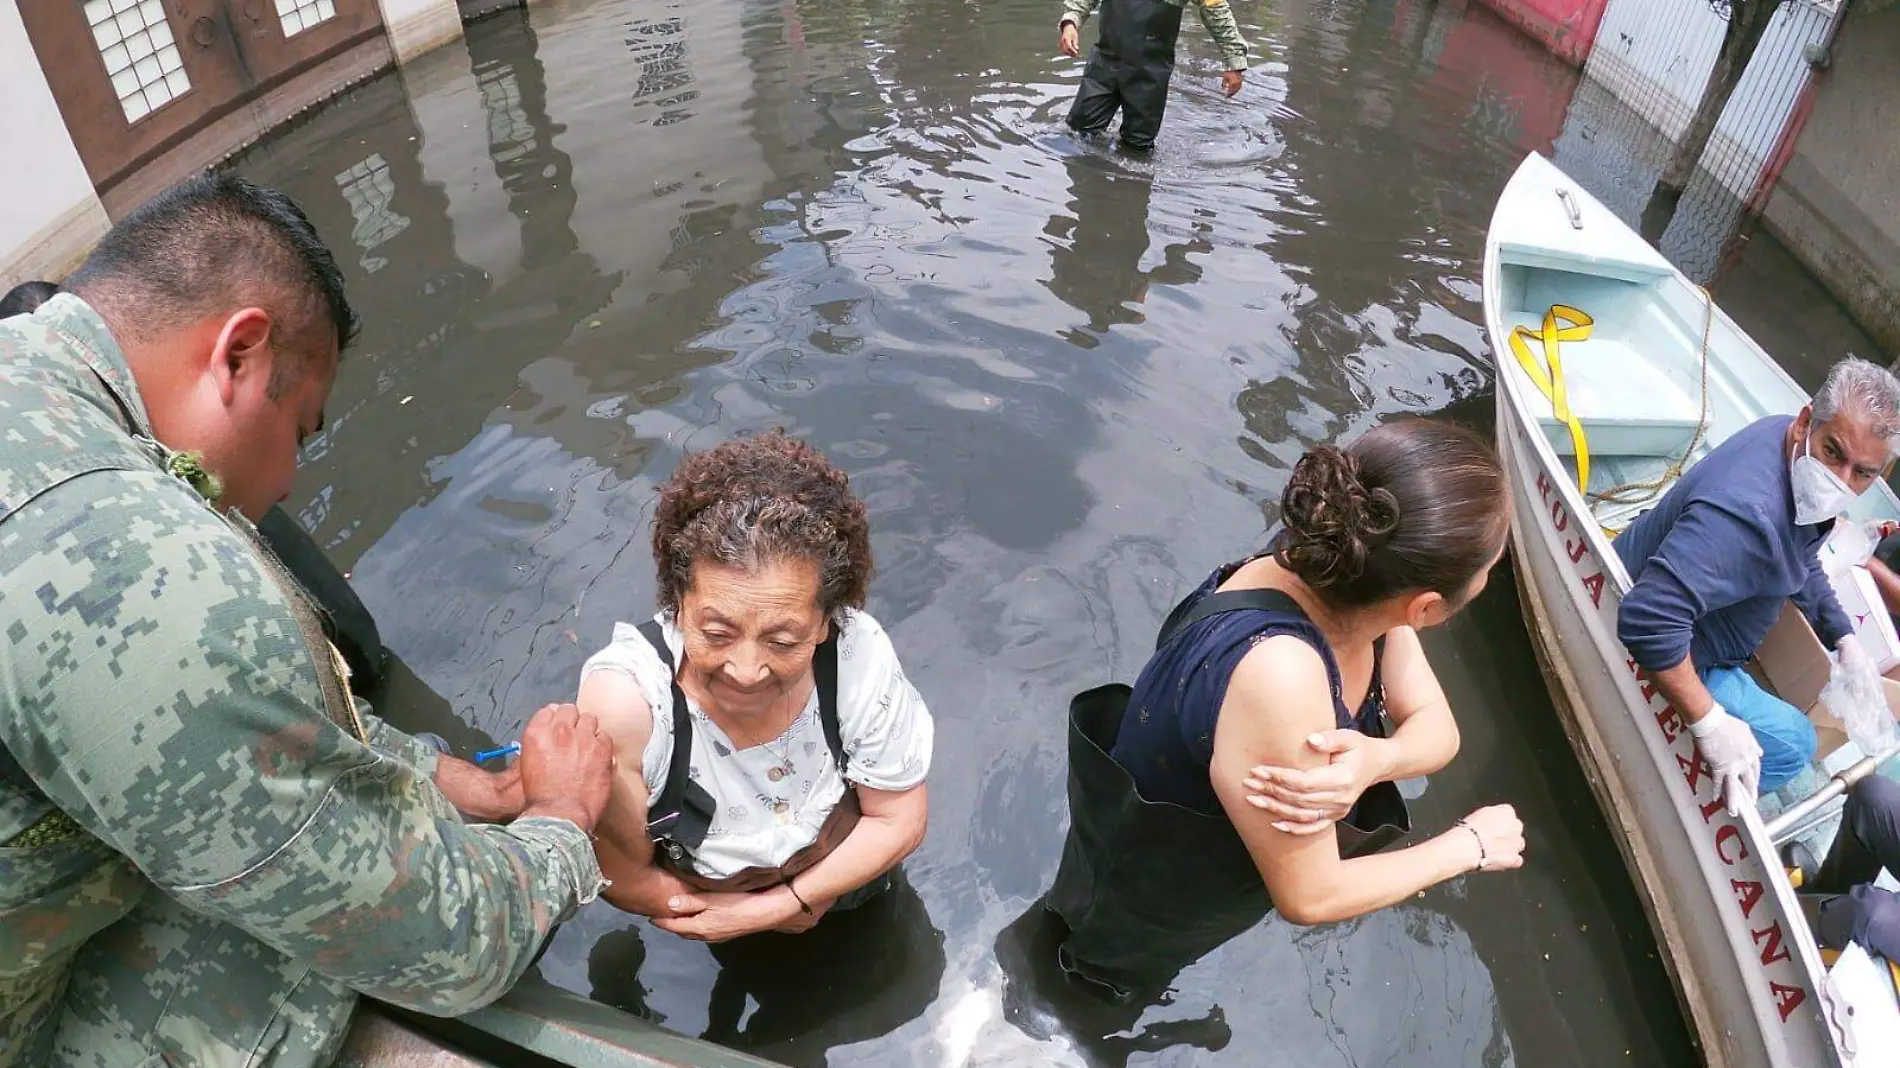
[337,974,791,1068]
[1486,152,1900,1067]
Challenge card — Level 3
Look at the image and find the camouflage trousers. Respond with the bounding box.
[61,891,357,1068]
[4,877,359,1068]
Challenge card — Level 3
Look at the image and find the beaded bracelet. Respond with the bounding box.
[1455,819,1487,873]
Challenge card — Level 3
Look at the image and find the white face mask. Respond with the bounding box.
[1791,431,1858,526]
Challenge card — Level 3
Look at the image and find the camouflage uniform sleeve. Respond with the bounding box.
[0,470,603,1017]
[1195,0,1250,70]
[1059,0,1098,29]
[358,710,443,779]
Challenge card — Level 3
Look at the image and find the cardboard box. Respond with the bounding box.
[1752,601,1900,765]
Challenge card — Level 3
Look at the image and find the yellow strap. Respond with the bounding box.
[1509,304,1594,494]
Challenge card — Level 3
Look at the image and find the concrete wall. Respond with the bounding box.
[1762,2,1900,358]
[0,1,110,287]
[378,0,463,65]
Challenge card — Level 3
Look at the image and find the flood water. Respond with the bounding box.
[233,0,1882,1062]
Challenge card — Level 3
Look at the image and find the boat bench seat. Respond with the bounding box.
[1506,312,1702,461]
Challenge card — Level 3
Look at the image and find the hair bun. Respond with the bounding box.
[1278,445,1401,590]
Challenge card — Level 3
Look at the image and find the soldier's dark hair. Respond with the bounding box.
[66,173,357,398]
[0,280,60,318]
[1278,418,1509,611]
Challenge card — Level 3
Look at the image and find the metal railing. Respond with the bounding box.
[1766,740,1900,847]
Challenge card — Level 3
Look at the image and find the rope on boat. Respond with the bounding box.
[1588,286,1716,510]
[1509,287,1717,534]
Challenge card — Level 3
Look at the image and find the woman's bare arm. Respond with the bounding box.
[789,782,927,909]
[1211,637,1491,925]
[576,670,699,917]
[1375,625,1462,780]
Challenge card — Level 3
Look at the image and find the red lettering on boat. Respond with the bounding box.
[1580,571,1605,608]
[1752,922,1791,967]
[1730,878,1764,919]
[1551,500,1569,532]
[1770,981,1808,1022]
[1536,471,1553,501]
[1565,536,1586,564]
[1678,751,1713,797]
[1713,824,1750,865]
[1641,678,1659,702]
[1654,705,1682,742]
[1697,795,1725,826]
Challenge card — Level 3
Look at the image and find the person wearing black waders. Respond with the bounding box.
[1039,419,1529,1002]
[1058,0,1248,152]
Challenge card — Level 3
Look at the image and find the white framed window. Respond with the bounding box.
[85,0,189,124]
[476,67,535,155]
[335,154,409,273]
[276,0,337,38]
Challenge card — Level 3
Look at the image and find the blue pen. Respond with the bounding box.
[474,742,520,764]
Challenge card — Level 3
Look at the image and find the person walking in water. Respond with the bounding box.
[1059,0,1248,152]
[1044,419,1527,999]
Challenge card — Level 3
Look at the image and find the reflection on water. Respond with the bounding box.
[233,0,1878,1061]
[587,871,949,1065]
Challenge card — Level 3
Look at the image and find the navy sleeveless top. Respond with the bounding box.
[1109,557,1388,816]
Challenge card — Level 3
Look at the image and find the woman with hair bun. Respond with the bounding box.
[1044,418,1526,999]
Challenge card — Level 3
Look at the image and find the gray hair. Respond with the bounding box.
[1813,357,1900,460]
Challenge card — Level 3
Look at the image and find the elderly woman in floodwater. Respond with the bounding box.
[578,431,933,940]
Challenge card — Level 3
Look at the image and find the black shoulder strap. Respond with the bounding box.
[1363,634,1389,726]
[813,627,846,771]
[639,621,846,811]
[1156,587,1308,650]
[637,621,696,825]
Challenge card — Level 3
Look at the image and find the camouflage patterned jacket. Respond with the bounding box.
[1060,0,1251,70]
[0,295,604,1068]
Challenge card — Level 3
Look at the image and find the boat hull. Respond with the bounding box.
[1498,378,1839,1068]
[1485,149,1853,1068]
[335,980,793,1068]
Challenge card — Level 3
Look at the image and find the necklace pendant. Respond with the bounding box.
[767,764,789,783]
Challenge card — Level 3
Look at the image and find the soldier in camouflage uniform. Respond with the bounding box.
[0,174,615,1068]
[1058,0,1250,152]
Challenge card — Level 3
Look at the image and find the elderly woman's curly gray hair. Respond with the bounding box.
[1814,358,1900,460]
[651,430,873,619]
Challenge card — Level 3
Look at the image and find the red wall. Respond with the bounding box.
[1469,0,1608,67]
[1427,0,1584,152]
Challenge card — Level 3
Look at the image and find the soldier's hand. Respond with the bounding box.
[1059,23,1081,58]
[1221,70,1243,97]
[441,759,526,823]
[517,703,614,834]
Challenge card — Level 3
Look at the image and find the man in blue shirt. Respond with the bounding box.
[1617,358,1900,814]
